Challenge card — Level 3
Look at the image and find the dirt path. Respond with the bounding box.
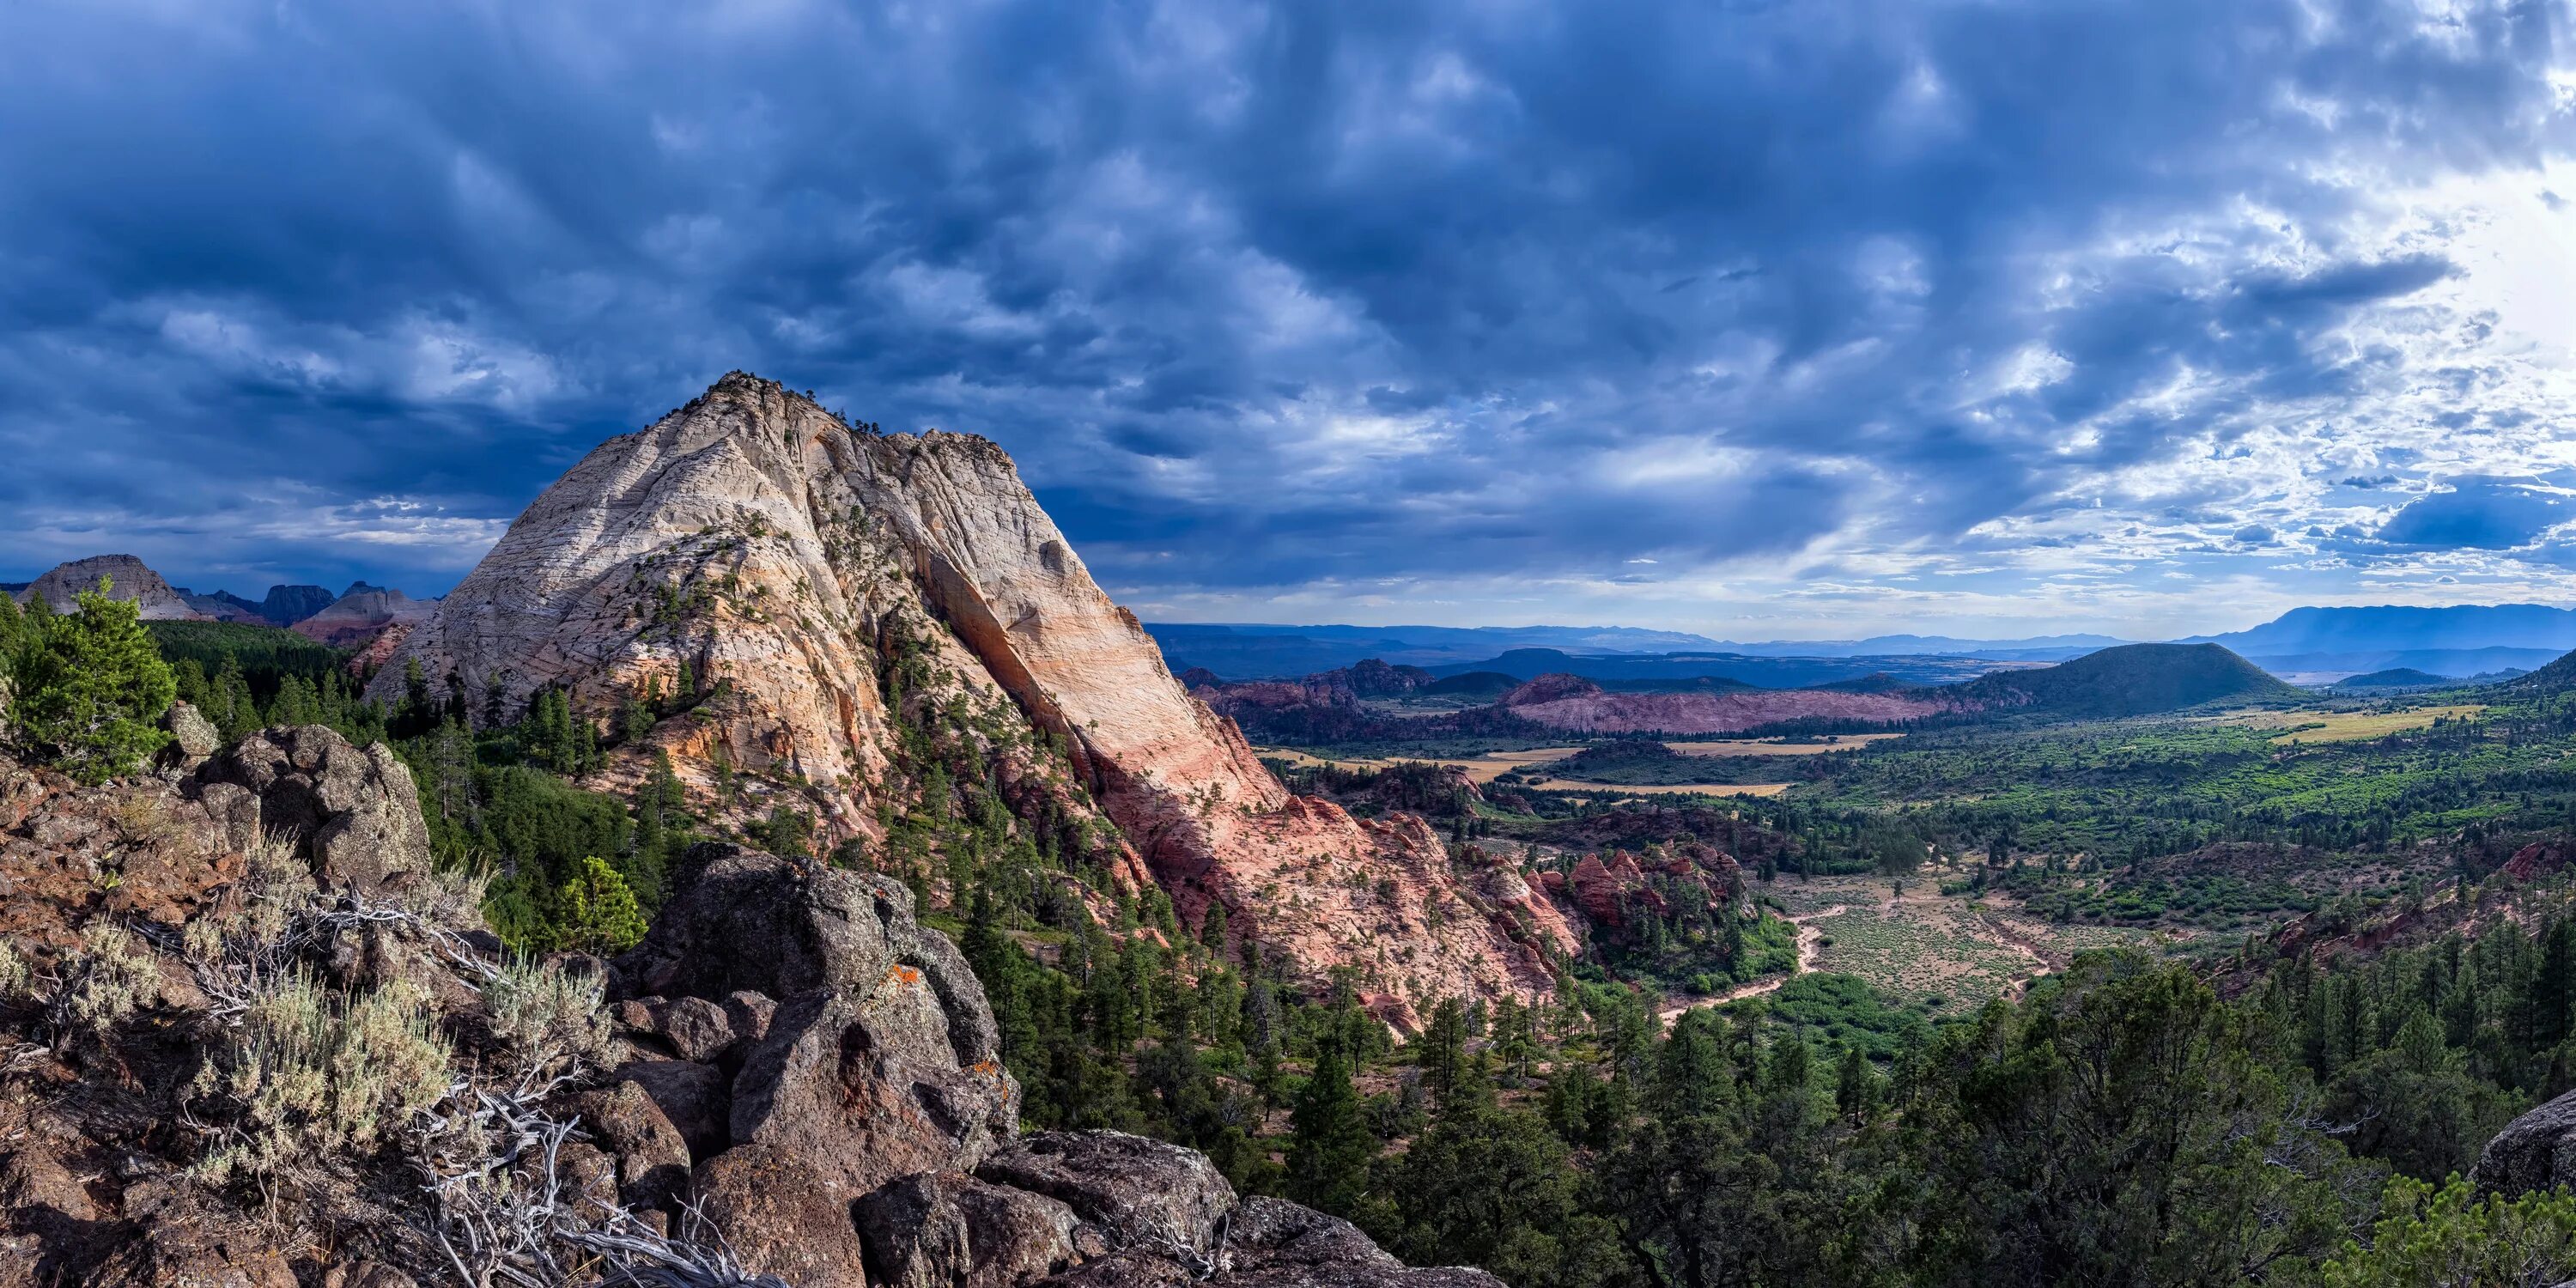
[1658,903,1848,1024]
[1965,907,2063,999]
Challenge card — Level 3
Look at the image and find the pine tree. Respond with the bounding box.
[1285,1035,1376,1214]
[8,580,177,783]
[1422,998,1470,1109]
[0,590,30,692]
[558,856,648,953]
[214,656,255,738]
[398,656,432,734]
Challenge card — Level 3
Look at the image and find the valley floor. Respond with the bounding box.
[1735,873,2197,1015]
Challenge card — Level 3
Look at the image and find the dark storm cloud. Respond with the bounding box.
[0,0,2567,605]
[2377,476,2576,549]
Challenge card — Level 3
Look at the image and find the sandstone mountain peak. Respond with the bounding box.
[14,553,202,620]
[371,374,1566,1013]
[293,580,434,647]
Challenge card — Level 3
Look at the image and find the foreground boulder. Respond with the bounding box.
[0,723,429,950]
[2473,1086,2576,1196]
[198,725,433,895]
[603,844,1503,1286]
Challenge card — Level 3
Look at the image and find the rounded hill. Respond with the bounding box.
[1941,642,2301,718]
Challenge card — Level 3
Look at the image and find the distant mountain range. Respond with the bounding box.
[1418,647,2036,690]
[1153,604,2576,684]
[1142,623,1730,675]
[9,554,434,651]
[1701,633,2132,660]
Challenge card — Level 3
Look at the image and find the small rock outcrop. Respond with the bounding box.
[197,726,433,896]
[14,554,203,620]
[2472,1087,2576,1196]
[0,723,428,949]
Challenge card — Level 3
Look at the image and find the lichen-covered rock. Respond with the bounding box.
[1030,1253,1196,1287]
[1207,1267,1507,1287]
[1224,1196,1398,1272]
[691,1144,870,1288]
[2473,1086,2576,1196]
[654,993,736,1062]
[197,726,430,894]
[568,1081,694,1214]
[161,702,220,764]
[611,1059,731,1161]
[728,987,1018,1200]
[976,1132,1236,1255]
[619,848,1001,1066]
[857,1171,1082,1288]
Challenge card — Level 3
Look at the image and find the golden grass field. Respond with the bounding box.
[2225,704,2487,744]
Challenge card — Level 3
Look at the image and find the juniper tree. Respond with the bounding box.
[9,579,177,783]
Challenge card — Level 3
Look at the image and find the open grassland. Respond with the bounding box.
[1662,732,1906,756]
[1755,874,2187,1012]
[2220,703,2488,744]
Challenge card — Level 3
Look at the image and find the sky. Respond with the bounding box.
[9,1,2576,641]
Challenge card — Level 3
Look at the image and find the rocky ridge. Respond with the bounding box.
[0,723,1499,1287]
[369,373,1565,1016]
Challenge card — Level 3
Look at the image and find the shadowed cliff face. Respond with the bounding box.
[370,373,1565,1015]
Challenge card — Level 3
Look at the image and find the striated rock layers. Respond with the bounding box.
[371,373,1567,1015]
[14,554,203,620]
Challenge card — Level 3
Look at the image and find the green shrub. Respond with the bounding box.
[559,857,647,955]
[192,970,452,1194]
[2320,1175,2576,1286]
[61,922,162,1036]
[486,956,616,1074]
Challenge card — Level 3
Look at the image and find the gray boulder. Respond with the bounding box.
[858,1171,1082,1288]
[619,847,1001,1069]
[197,726,430,893]
[2474,1087,2576,1196]
[1224,1196,1399,1272]
[977,1132,1235,1255]
[728,987,1018,1200]
[691,1144,869,1288]
[160,702,220,765]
